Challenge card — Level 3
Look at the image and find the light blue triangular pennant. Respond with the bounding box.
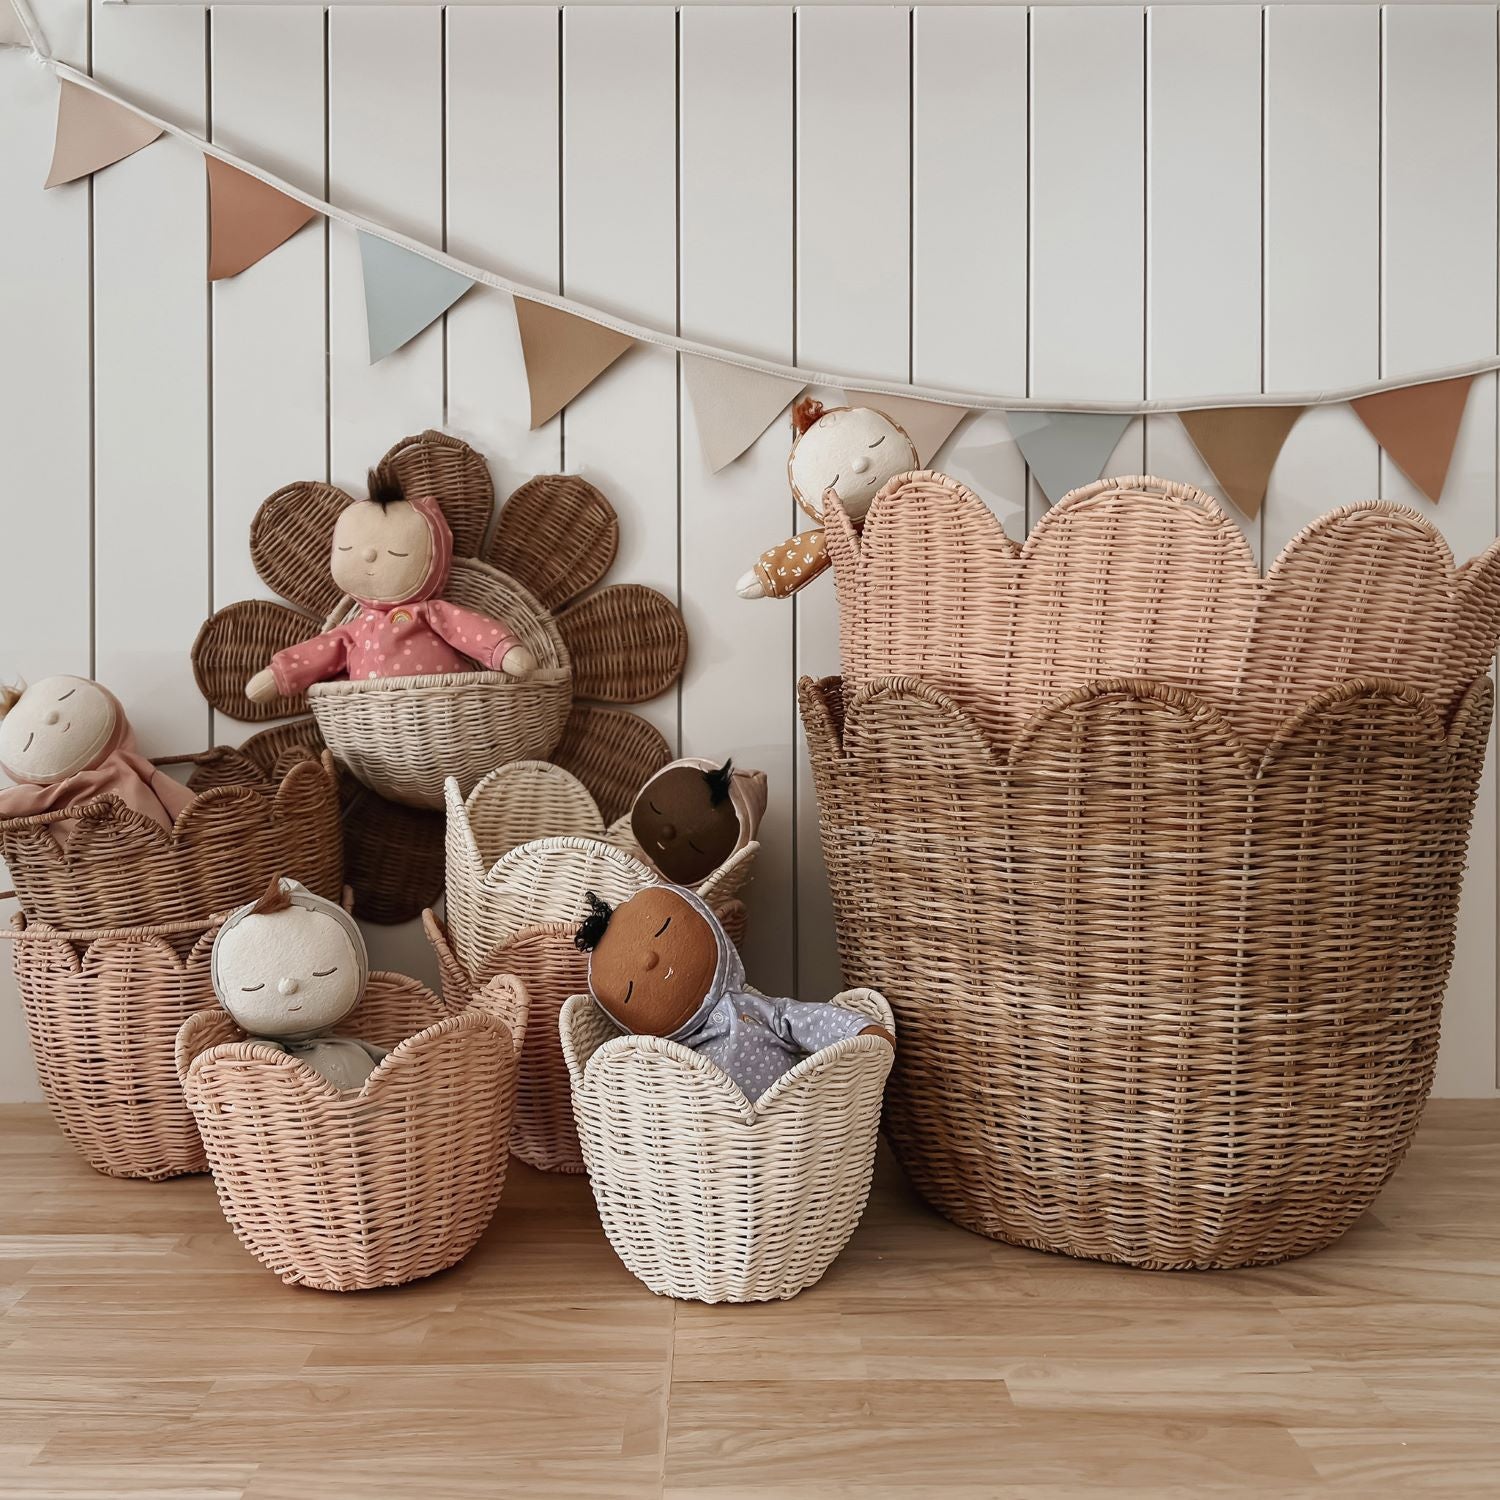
[1006,409,1133,504]
[359,231,475,364]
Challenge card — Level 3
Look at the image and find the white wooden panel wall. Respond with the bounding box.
[3,3,1499,1100]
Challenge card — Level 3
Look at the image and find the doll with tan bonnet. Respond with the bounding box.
[245,463,536,704]
[576,885,893,1102]
[629,757,767,886]
[735,399,918,601]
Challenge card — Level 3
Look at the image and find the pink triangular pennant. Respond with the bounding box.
[45,79,163,189]
[845,389,972,466]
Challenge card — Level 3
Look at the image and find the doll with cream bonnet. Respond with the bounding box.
[735,399,918,601]
[576,884,893,1102]
[246,464,536,703]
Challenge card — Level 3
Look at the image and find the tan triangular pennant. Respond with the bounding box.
[514,298,636,429]
[845,389,972,466]
[1178,405,1305,518]
[206,156,319,281]
[45,79,163,189]
[684,356,804,473]
[1352,375,1474,503]
[1,2,29,48]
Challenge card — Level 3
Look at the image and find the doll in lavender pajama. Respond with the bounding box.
[575,884,894,1102]
[244,464,535,704]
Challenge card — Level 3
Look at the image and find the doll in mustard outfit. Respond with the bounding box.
[735,399,918,601]
[245,465,535,704]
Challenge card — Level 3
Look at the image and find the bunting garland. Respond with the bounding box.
[10,35,1496,510]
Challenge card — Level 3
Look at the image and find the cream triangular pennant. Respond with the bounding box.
[514,298,636,429]
[45,79,163,189]
[1006,410,1133,504]
[1,2,29,49]
[684,356,804,473]
[1178,405,1305,518]
[845,389,971,467]
[1352,375,1474,503]
[207,156,319,281]
[359,231,475,363]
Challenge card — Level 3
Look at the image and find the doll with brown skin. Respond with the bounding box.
[630,757,767,886]
[245,464,535,704]
[576,885,893,1103]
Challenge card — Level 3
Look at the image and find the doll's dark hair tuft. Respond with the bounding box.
[574,891,614,952]
[791,397,826,438]
[366,462,405,510]
[703,757,734,807]
[249,876,293,917]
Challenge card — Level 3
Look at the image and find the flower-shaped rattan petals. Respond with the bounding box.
[381,429,495,560]
[342,785,445,926]
[552,704,670,823]
[192,598,319,721]
[555,585,688,703]
[1445,539,1500,717]
[486,474,620,613]
[462,761,605,868]
[250,481,351,618]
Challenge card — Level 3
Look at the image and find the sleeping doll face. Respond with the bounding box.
[330,497,435,607]
[788,406,918,525]
[583,887,720,1038]
[212,879,366,1040]
[0,676,118,783]
[631,760,740,885]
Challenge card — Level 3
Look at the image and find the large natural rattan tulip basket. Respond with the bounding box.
[802,472,1500,1271]
[561,988,894,1302]
[9,914,216,1179]
[177,966,527,1291]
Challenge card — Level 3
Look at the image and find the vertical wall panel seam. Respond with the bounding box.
[323,5,331,484]
[789,3,800,993]
[204,5,215,749]
[1142,4,1151,474]
[675,5,683,754]
[1258,2,1266,568]
[441,4,449,432]
[87,0,96,677]
[557,5,566,474]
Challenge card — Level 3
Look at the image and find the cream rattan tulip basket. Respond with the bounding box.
[802,472,1500,1271]
[561,988,894,1302]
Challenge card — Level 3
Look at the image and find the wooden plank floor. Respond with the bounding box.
[1,1100,1497,1498]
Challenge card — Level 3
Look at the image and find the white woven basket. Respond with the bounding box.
[561,987,894,1303]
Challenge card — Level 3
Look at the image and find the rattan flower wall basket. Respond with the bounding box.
[0,747,343,931]
[9,914,216,1179]
[435,793,757,1174]
[192,430,687,922]
[177,960,527,1292]
[802,473,1500,1271]
[561,988,894,1302]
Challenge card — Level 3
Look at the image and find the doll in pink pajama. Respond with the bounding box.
[245,466,535,705]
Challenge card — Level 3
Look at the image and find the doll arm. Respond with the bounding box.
[735,529,831,601]
[424,600,535,677]
[761,996,892,1054]
[258,627,351,698]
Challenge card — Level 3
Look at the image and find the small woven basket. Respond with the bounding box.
[9,913,216,1179]
[177,968,527,1291]
[308,559,573,809]
[562,988,894,1302]
[0,750,343,930]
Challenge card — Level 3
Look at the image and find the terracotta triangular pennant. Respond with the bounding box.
[514,298,636,429]
[1352,375,1474,503]
[359,231,475,363]
[45,78,163,189]
[846,389,971,467]
[1006,410,1133,504]
[1178,405,1305,518]
[206,156,319,281]
[684,356,804,473]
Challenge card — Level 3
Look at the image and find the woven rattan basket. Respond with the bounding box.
[177,966,527,1291]
[801,473,1500,1270]
[0,750,343,931]
[561,988,893,1302]
[9,914,215,1179]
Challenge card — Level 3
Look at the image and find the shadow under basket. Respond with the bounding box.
[9,914,217,1180]
[561,989,894,1302]
[177,968,528,1292]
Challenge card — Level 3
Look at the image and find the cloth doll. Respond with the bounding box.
[210,876,387,1090]
[735,400,919,601]
[245,465,536,704]
[575,884,893,1102]
[0,676,195,838]
[629,756,768,885]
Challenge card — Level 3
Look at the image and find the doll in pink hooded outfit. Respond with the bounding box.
[245,464,535,704]
[0,677,195,839]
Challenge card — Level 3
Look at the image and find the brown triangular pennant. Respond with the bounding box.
[206,156,319,281]
[45,79,163,189]
[1352,375,1474,503]
[1178,405,1305,518]
[845,389,972,467]
[514,298,636,430]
